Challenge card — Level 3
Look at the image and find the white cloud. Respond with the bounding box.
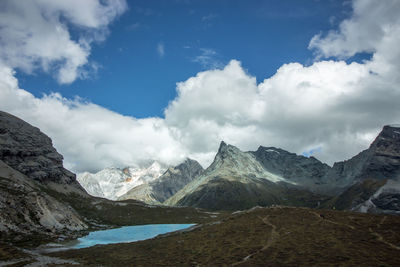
[309,0,400,61]
[0,64,186,172]
[0,0,127,84]
[1,0,400,173]
[157,43,165,58]
[192,48,223,69]
[164,57,400,165]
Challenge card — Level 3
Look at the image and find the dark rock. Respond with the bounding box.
[0,111,84,191]
[327,125,400,187]
[252,146,331,188]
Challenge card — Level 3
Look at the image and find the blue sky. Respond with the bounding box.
[16,0,352,118]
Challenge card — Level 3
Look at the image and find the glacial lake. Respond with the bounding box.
[62,224,195,249]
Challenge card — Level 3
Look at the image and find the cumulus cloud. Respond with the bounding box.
[0,0,127,84]
[165,58,400,165]
[309,0,400,61]
[0,64,186,172]
[1,0,400,173]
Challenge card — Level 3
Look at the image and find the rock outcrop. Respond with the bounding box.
[0,111,85,194]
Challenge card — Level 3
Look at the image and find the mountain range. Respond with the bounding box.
[81,125,400,213]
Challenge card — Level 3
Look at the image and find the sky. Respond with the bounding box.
[1,0,400,173]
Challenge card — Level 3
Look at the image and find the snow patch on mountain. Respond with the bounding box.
[77,161,167,200]
[355,179,400,214]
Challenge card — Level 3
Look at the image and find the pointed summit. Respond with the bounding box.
[218,141,228,153]
[377,125,400,140]
[214,141,244,162]
[369,125,400,154]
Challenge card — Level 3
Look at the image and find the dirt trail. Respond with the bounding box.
[309,211,355,230]
[0,247,79,267]
[378,215,387,227]
[231,215,278,266]
[311,212,399,251]
[368,216,400,250]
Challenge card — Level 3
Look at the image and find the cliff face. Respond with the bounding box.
[0,111,88,240]
[360,125,400,180]
[0,111,86,194]
[252,146,332,189]
[328,125,400,186]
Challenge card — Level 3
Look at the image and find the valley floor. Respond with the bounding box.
[45,206,400,266]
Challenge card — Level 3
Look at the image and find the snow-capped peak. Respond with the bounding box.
[77,161,167,200]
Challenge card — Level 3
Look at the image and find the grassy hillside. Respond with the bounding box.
[51,206,400,266]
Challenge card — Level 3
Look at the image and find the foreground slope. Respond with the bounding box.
[52,206,400,266]
[0,159,87,240]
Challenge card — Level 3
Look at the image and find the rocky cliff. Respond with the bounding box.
[252,146,332,189]
[0,111,85,194]
[0,111,88,241]
[321,125,400,213]
[328,125,400,187]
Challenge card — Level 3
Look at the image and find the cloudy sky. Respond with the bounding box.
[1,0,399,173]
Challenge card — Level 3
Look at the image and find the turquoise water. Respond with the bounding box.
[67,224,195,249]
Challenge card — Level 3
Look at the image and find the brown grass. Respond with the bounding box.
[50,207,400,266]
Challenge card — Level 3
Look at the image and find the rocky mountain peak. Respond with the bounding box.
[217,140,228,153]
[362,125,400,180]
[215,141,243,160]
[327,125,400,188]
[175,158,203,173]
[370,125,400,154]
